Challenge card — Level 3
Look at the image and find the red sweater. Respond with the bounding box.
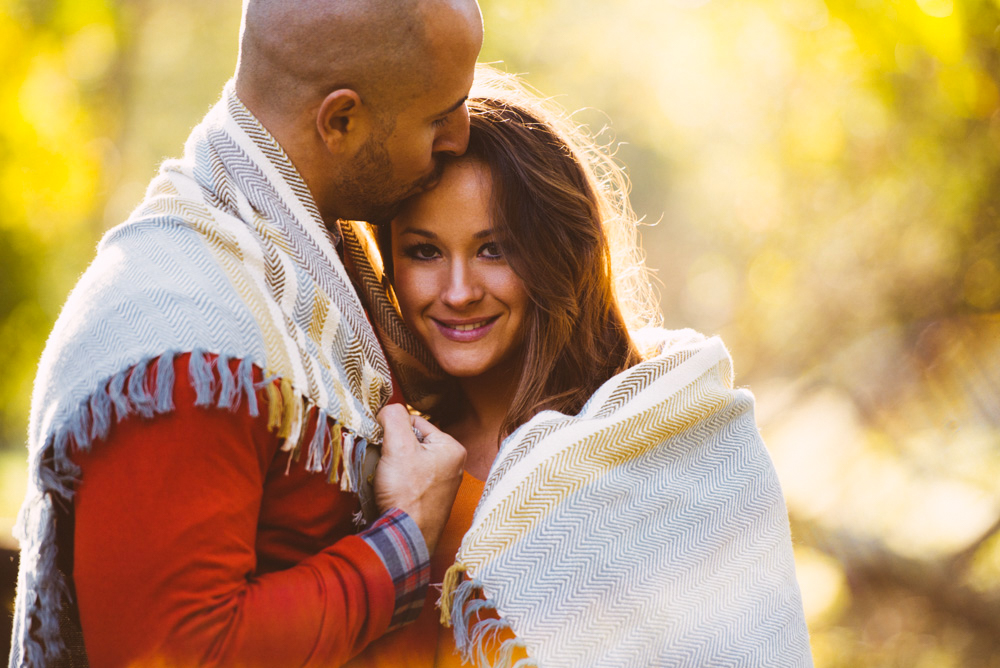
[72,356,431,667]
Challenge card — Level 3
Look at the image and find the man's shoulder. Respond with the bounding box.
[30,212,270,446]
[61,215,256,339]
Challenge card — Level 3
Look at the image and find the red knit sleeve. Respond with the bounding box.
[71,356,399,668]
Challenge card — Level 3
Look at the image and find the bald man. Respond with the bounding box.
[8,1,483,667]
[236,0,481,224]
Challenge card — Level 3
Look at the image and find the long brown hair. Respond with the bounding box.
[379,67,660,437]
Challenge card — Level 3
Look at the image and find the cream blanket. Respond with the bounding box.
[440,329,813,667]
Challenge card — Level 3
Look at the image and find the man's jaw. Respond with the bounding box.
[366,161,446,227]
[418,161,446,193]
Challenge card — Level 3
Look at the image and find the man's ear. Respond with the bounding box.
[317,89,366,155]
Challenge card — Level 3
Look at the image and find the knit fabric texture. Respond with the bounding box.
[440,329,814,668]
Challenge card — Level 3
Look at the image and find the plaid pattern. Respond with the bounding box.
[360,508,430,630]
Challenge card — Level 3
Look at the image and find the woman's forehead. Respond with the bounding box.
[393,160,493,230]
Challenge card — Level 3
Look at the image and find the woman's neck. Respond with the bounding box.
[449,364,518,481]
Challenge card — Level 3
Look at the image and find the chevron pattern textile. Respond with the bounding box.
[442,329,813,667]
[9,82,408,667]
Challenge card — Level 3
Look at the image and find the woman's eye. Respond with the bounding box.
[479,242,503,260]
[404,243,440,261]
[432,115,449,129]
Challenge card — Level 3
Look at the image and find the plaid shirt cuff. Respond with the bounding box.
[359,508,430,630]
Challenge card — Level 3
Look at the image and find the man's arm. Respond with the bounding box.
[71,356,427,667]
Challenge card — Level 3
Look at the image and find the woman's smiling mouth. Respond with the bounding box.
[432,317,500,342]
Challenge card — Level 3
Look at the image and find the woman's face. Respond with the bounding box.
[390,160,529,380]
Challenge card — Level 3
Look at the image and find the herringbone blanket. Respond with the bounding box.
[440,329,813,667]
[8,82,430,667]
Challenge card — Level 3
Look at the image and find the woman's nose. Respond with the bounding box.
[441,261,483,308]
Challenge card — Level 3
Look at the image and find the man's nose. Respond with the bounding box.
[433,104,471,157]
[441,260,483,308]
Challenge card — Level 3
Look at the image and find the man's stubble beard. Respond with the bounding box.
[336,130,446,226]
[335,133,402,225]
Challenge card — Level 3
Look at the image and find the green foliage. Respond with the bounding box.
[0,1,122,447]
[0,0,238,448]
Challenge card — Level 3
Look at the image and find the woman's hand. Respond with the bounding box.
[375,404,467,554]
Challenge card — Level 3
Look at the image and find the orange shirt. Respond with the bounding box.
[346,471,486,667]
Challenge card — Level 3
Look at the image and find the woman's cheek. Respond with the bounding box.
[393,263,431,323]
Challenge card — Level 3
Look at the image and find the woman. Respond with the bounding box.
[380,79,655,476]
[357,71,813,667]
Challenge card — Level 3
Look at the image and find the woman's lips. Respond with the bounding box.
[432,316,499,342]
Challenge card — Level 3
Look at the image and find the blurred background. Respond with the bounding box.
[1,0,999,664]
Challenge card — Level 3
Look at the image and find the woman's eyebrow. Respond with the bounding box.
[398,228,495,240]
[398,228,437,240]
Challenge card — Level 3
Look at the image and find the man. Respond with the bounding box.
[9,0,483,665]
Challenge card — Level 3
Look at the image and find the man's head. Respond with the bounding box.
[235,0,483,224]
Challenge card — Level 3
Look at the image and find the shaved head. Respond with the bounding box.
[233,0,483,224]
[237,0,479,119]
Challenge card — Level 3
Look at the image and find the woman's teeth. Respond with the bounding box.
[452,321,488,331]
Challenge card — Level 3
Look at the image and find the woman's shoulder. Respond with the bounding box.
[627,326,740,391]
[631,326,719,358]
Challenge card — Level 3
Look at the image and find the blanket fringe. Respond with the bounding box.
[265,380,283,432]
[16,493,74,666]
[216,354,237,409]
[471,617,514,668]
[328,423,343,484]
[305,408,330,473]
[127,359,155,419]
[155,353,176,414]
[351,435,367,491]
[438,561,468,627]
[236,357,258,416]
[492,636,529,668]
[30,350,377,487]
[30,350,379,485]
[108,367,129,422]
[438,567,533,668]
[278,376,297,440]
[453,588,495,654]
[17,350,376,666]
[340,432,356,492]
[190,348,215,407]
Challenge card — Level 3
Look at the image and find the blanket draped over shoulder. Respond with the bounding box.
[8,82,436,667]
[439,329,814,668]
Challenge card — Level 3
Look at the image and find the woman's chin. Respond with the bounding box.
[437,359,493,379]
